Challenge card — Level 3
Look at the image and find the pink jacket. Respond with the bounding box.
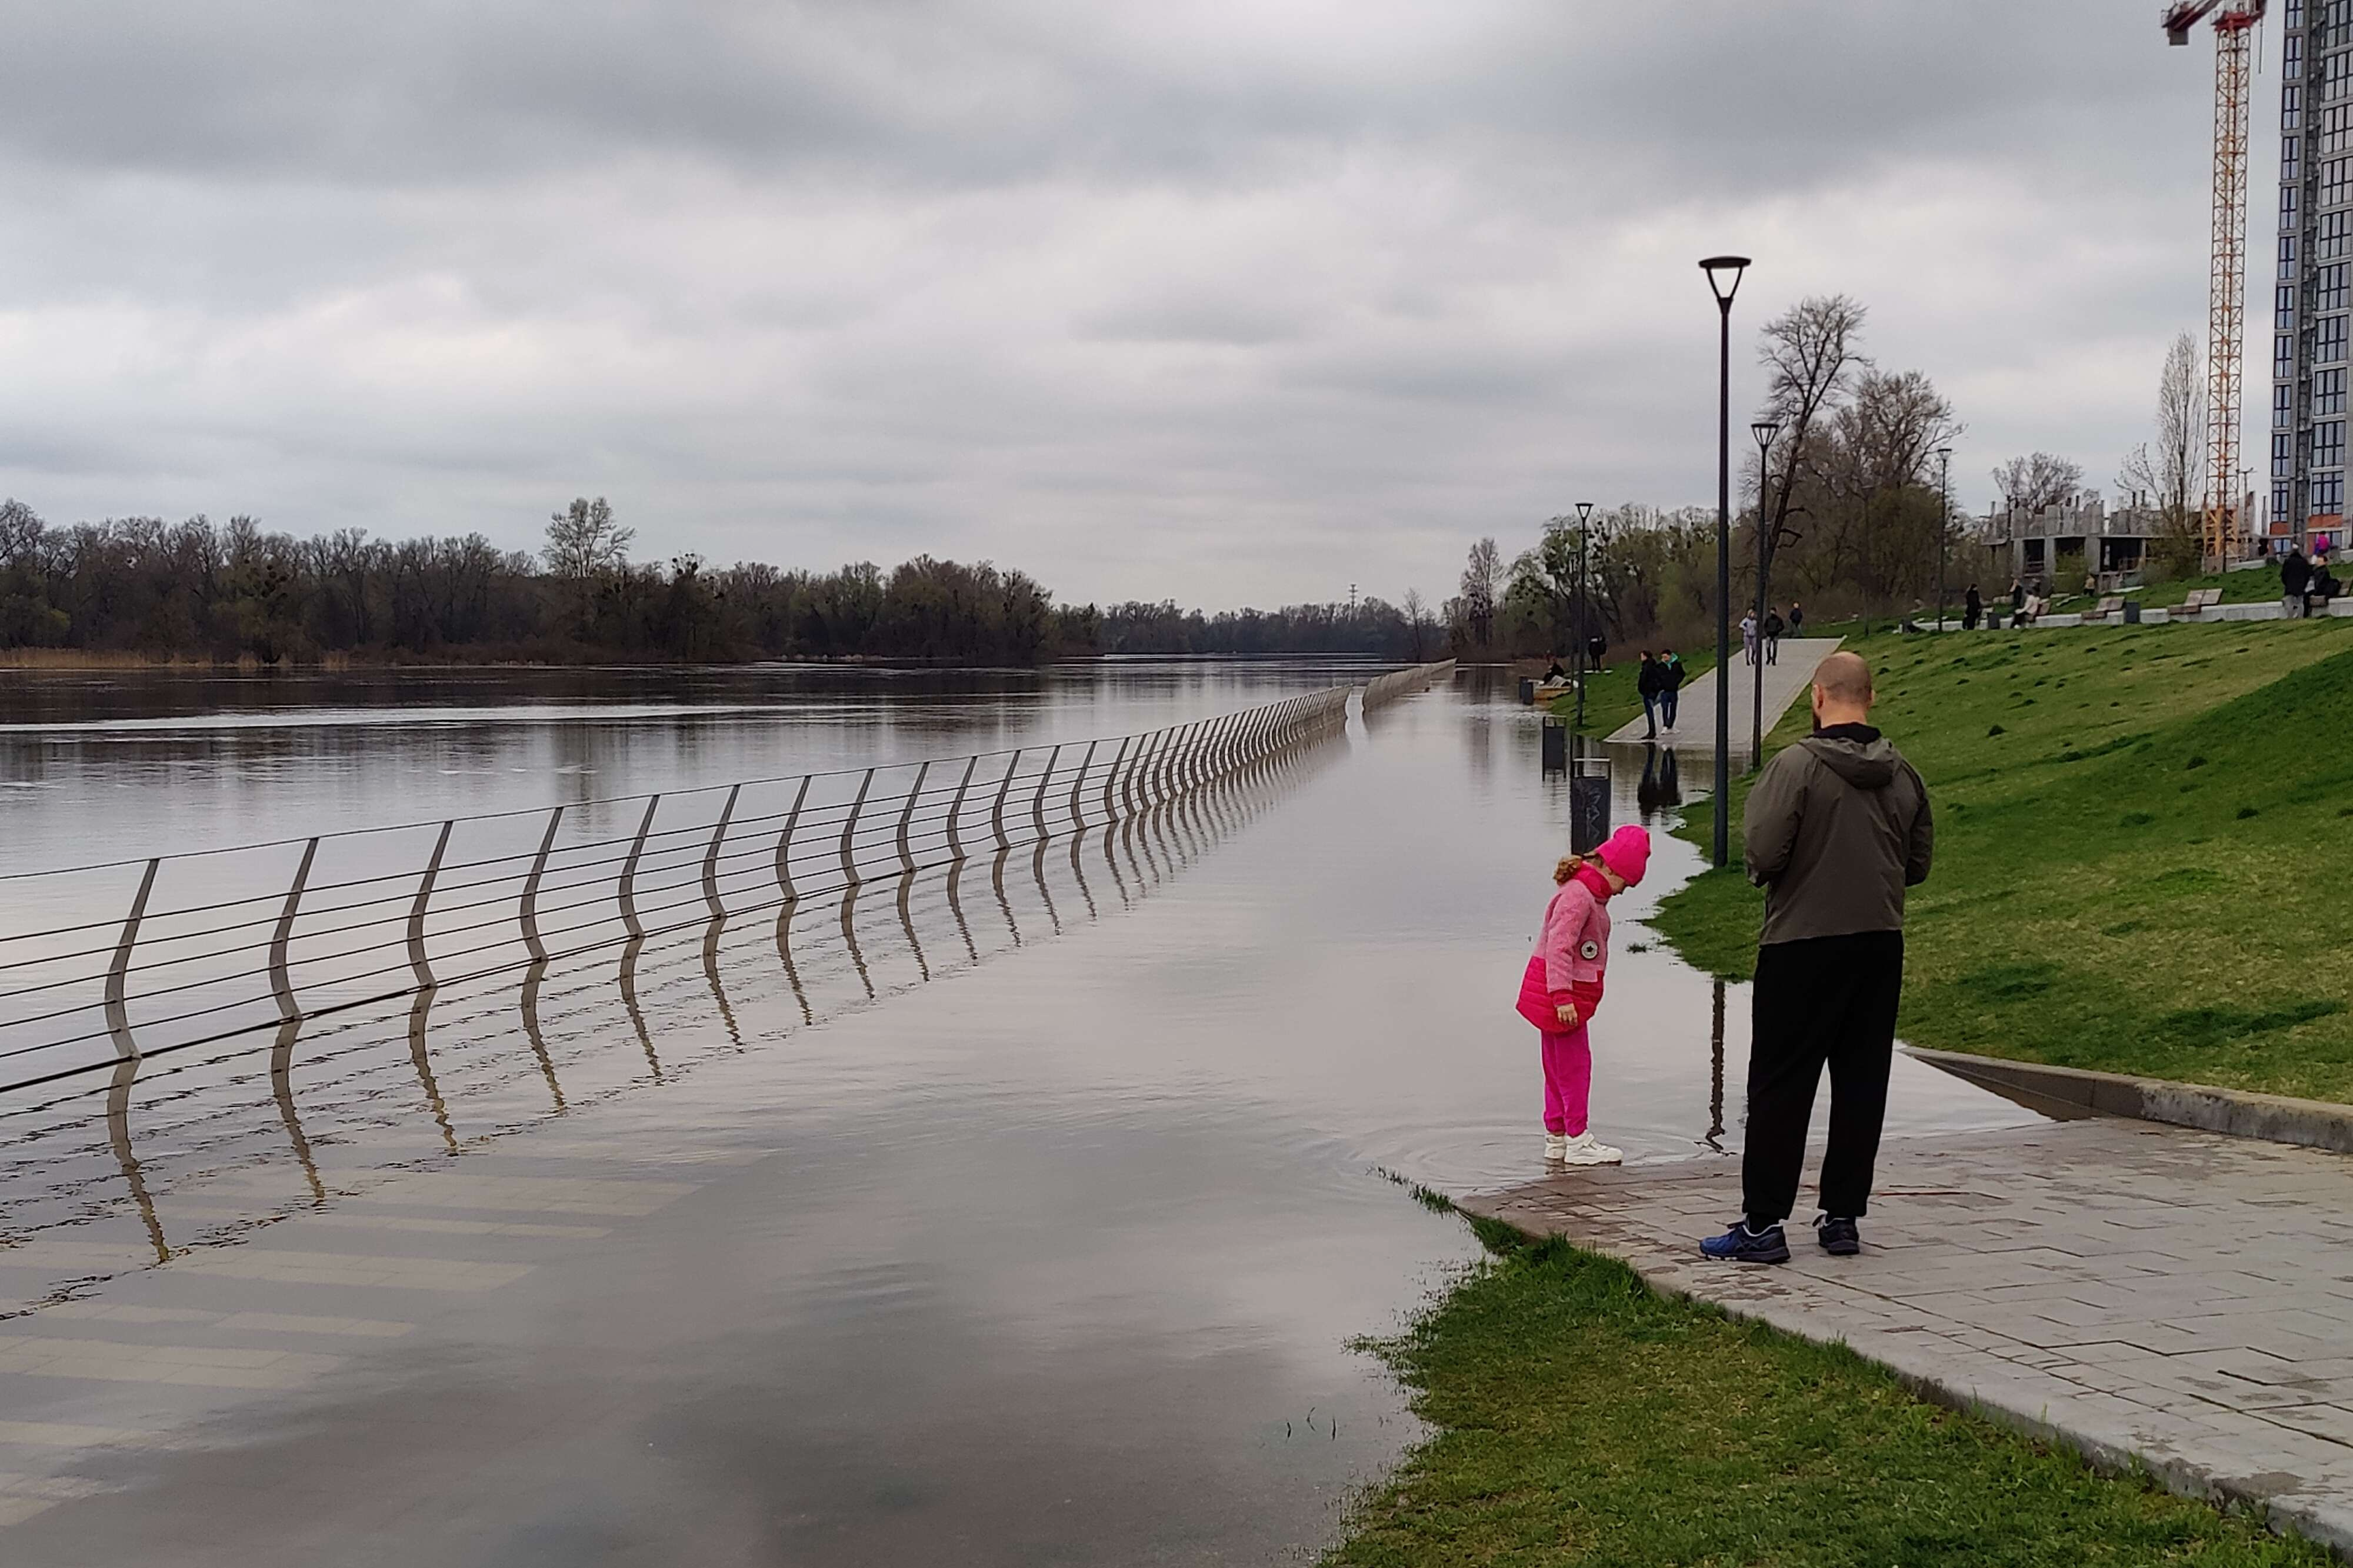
[1535,867,1612,993]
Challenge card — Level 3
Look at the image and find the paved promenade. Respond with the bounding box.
[1605,636,1843,755]
[1458,1116,2353,1554]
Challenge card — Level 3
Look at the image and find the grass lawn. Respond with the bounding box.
[1649,616,2353,1102]
[1327,1226,2327,1567]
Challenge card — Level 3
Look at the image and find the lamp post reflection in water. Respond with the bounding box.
[1706,977,1728,1151]
[1566,732,1609,853]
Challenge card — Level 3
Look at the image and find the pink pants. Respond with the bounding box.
[1540,1027,1591,1136]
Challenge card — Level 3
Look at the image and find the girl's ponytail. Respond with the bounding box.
[1553,853,1584,886]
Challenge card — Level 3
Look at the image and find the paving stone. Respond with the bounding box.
[1452,1117,2353,1557]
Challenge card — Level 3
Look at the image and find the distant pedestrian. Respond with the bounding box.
[1761,608,1785,665]
[2284,549,2312,619]
[1545,656,1567,679]
[1788,602,1805,636]
[1515,825,1651,1167]
[1659,648,1685,730]
[1700,652,1934,1265]
[1637,650,1667,739]
[1963,583,1982,631]
[1739,612,1758,667]
[1586,632,1607,672]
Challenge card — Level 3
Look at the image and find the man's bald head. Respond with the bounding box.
[1811,652,1875,726]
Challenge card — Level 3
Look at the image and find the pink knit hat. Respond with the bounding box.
[1594,825,1651,888]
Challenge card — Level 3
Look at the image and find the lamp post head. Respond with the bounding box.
[1936,446,1951,465]
[1576,501,1594,524]
[1699,255,1751,307]
[1749,419,1781,451]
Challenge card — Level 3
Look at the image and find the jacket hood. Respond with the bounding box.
[1801,733,1899,789]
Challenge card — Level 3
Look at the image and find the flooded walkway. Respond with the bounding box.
[0,670,2031,1564]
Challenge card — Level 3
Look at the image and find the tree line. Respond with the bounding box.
[0,497,1448,666]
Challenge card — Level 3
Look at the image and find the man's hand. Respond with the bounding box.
[1554,1002,1580,1027]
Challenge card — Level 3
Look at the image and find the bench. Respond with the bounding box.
[2179,588,2225,619]
[2079,595,2127,623]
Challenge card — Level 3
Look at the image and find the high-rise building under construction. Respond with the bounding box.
[2276,0,2352,549]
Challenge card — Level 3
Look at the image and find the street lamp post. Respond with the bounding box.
[1574,500,1595,731]
[1748,419,1781,766]
[1701,255,1751,869]
[1935,446,1952,635]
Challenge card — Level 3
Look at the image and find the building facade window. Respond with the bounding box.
[2282,282,2300,326]
[2277,430,2299,478]
[2279,381,2298,420]
[2317,420,2346,468]
[2278,479,2297,519]
[2284,232,2301,282]
[2320,366,2348,413]
[2322,263,2349,309]
[2321,314,2349,363]
[2323,157,2351,207]
[2315,472,2344,516]
[2287,81,2306,131]
[2326,52,2353,104]
[2281,331,2299,373]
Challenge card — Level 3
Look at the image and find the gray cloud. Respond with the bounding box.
[0,1,2250,606]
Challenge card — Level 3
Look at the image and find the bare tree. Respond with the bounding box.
[1752,296,1871,598]
[1458,536,1502,649]
[2118,332,2205,573]
[1990,452,2085,515]
[1401,588,1432,659]
[545,497,633,635]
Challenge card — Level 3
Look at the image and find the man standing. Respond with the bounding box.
[2284,548,2312,619]
[1761,606,1784,666]
[1636,650,1665,739]
[1658,648,1685,731]
[1701,652,1933,1264]
[1739,611,1758,667]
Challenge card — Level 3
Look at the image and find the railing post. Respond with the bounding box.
[1030,743,1061,840]
[1124,730,1158,813]
[946,755,979,862]
[619,796,659,939]
[1101,736,1129,820]
[519,806,564,962]
[775,776,809,903]
[991,749,1021,850]
[896,761,930,875]
[104,858,160,1060]
[408,820,454,988]
[1162,722,1195,796]
[839,768,875,887]
[269,838,319,1022]
[703,783,741,920]
[1069,739,1098,828]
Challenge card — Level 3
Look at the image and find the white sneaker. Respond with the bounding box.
[1557,1133,1624,1166]
[1543,1132,1568,1162]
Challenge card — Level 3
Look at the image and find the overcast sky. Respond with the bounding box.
[0,1,2255,608]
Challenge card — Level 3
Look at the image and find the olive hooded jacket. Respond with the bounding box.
[1742,724,1934,946]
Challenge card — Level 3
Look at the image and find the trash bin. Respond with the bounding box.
[1519,676,1537,705]
[1540,717,1567,772]
[2122,600,2142,625]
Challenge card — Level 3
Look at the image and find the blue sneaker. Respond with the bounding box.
[1699,1219,1790,1264]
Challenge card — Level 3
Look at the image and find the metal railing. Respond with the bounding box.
[1361,659,1455,710]
[0,685,1357,1097]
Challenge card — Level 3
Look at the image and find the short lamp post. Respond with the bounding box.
[1748,418,1780,766]
[1574,499,1595,731]
[1935,445,1952,633]
[1701,254,1751,869]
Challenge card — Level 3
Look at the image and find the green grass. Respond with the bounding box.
[1327,1230,2327,1566]
[1649,617,2353,1102]
[2138,561,2289,610]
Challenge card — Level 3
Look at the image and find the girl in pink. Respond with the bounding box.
[1515,824,1650,1165]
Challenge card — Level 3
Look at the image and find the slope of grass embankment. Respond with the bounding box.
[1651,617,2353,1102]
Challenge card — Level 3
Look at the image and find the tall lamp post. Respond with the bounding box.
[1573,500,1595,731]
[1701,255,1751,869]
[1748,419,1781,765]
[1935,446,1952,633]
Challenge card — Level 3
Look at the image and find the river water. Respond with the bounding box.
[0,663,2033,1566]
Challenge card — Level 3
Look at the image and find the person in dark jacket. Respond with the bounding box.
[1701,651,1933,1265]
[1963,583,1982,630]
[1787,603,1805,636]
[1761,608,1785,665]
[1636,650,1666,738]
[1585,632,1607,672]
[1658,648,1685,730]
[2284,549,2312,618]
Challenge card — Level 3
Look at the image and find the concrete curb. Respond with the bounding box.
[1906,1047,2353,1156]
[1453,1191,2353,1560]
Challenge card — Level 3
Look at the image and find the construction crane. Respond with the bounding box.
[2165,0,2265,563]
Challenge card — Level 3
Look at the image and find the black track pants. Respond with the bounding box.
[1741,930,1904,1225]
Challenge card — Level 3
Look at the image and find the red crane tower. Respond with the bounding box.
[2165,0,2266,563]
